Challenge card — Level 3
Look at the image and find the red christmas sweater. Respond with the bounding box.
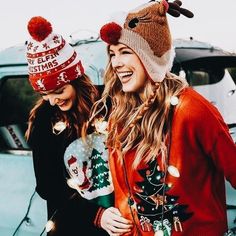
[109,88,236,236]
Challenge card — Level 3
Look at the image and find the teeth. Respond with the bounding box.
[117,71,132,78]
[57,102,65,106]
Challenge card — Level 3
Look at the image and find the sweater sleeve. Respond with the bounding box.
[184,90,236,189]
[28,108,73,204]
[53,193,107,233]
[195,103,236,189]
[210,128,236,188]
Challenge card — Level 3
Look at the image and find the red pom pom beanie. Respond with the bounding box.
[100,0,175,83]
[26,16,84,92]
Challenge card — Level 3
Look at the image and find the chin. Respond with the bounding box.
[122,85,132,93]
[58,103,72,111]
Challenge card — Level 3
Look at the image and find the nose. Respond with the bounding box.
[43,94,58,106]
[111,55,123,68]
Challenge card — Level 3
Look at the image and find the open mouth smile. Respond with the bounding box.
[117,71,133,83]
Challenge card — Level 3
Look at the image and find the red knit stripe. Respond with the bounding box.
[94,207,105,228]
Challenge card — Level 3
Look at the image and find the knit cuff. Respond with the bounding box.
[94,207,106,228]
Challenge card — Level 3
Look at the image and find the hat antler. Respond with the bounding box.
[167,0,194,18]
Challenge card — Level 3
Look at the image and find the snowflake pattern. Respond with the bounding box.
[27,42,33,51]
[53,35,60,44]
[43,43,50,50]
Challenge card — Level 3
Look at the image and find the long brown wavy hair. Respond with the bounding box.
[90,61,188,168]
[25,74,98,140]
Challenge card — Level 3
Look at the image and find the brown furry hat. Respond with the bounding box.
[100,0,193,82]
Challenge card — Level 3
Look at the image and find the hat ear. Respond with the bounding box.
[158,0,169,16]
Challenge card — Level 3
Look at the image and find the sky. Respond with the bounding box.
[0,0,236,52]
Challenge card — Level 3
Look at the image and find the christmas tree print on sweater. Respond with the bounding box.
[135,159,192,235]
[64,132,114,208]
[89,148,111,191]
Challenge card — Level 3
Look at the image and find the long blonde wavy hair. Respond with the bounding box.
[26,74,98,140]
[89,60,188,168]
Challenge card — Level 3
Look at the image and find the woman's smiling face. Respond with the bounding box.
[40,84,76,111]
[109,43,147,93]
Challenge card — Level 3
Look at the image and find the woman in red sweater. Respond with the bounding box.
[90,1,236,235]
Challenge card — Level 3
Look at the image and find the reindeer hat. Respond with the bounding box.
[100,0,193,82]
[26,16,84,92]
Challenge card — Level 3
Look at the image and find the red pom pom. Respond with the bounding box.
[100,22,122,45]
[27,16,52,42]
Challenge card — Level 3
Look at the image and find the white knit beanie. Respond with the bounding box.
[26,16,84,92]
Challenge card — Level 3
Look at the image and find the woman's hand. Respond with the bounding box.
[101,207,133,235]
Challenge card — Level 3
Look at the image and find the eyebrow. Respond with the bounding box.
[109,46,129,53]
[40,89,57,95]
[39,91,50,96]
[40,86,65,95]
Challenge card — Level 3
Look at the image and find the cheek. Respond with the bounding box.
[71,90,77,102]
[63,88,76,101]
[136,72,147,88]
[111,58,118,68]
[42,97,48,101]
[110,58,114,67]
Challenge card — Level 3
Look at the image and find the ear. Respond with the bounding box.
[158,0,169,16]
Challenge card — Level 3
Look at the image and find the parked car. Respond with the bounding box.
[0,45,47,236]
[0,36,235,235]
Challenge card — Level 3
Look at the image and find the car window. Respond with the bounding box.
[185,68,225,86]
[0,76,39,150]
[227,67,236,84]
[229,125,236,144]
[0,123,30,149]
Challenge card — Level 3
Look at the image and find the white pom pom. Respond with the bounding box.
[179,70,186,78]
[170,96,179,106]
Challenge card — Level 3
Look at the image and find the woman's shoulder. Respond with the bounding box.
[178,88,220,113]
[28,103,64,146]
[34,103,55,121]
[176,88,226,125]
[31,103,57,132]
